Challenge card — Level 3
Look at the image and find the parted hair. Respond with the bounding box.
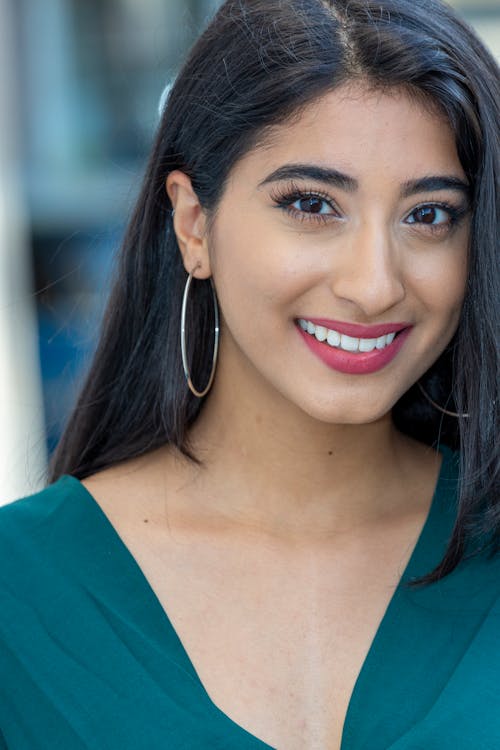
[50,0,500,583]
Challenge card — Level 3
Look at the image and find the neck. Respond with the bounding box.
[181,367,434,540]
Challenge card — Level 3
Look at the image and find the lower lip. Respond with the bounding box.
[297,325,412,375]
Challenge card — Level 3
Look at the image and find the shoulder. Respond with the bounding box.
[0,475,104,646]
[0,476,86,581]
[0,476,81,537]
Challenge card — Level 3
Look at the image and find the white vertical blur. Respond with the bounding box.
[0,0,47,504]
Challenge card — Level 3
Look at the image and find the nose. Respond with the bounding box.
[329,219,406,317]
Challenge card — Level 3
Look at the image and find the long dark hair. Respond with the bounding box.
[50,0,499,583]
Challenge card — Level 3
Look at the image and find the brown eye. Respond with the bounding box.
[299,197,324,213]
[406,204,451,227]
[292,196,333,214]
[415,206,438,224]
[272,187,339,221]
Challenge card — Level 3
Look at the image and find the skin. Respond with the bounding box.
[84,84,470,749]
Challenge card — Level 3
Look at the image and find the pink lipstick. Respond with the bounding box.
[296,318,412,375]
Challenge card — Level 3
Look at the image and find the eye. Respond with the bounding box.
[405,204,453,226]
[270,183,340,223]
[291,195,336,215]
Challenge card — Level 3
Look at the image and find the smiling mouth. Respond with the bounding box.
[297,318,403,353]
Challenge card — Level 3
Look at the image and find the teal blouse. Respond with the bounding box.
[0,447,499,749]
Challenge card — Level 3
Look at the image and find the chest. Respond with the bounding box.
[108,522,423,750]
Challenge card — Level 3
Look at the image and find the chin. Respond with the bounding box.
[300,395,395,427]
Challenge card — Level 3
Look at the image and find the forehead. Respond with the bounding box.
[233,83,464,185]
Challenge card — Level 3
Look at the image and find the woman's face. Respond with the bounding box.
[206,84,470,424]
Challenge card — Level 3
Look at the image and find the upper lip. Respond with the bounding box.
[298,318,411,338]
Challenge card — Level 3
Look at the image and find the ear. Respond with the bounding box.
[166,171,211,279]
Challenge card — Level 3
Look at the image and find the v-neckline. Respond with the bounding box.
[63,446,455,750]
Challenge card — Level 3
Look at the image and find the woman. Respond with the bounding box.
[1,0,498,748]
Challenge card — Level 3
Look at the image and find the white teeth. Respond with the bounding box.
[327,329,341,347]
[359,337,377,352]
[340,334,359,352]
[298,319,398,354]
[314,325,328,342]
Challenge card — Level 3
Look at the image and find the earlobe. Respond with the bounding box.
[166,170,212,279]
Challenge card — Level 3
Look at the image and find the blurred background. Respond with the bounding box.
[1,0,499,503]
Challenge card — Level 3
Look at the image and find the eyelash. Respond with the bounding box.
[405,202,468,235]
[270,182,469,233]
[270,183,337,225]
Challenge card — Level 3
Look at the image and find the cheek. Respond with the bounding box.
[407,242,468,319]
[210,219,319,313]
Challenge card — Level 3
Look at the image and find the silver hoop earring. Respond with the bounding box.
[417,381,469,419]
[180,270,220,398]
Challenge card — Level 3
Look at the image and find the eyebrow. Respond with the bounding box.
[258,163,470,199]
[401,175,471,199]
[258,164,358,192]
